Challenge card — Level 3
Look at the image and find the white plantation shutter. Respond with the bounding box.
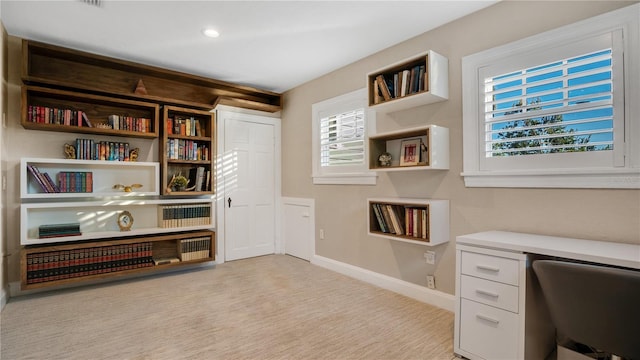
[484,48,614,157]
[461,5,640,188]
[320,109,365,167]
[311,88,376,185]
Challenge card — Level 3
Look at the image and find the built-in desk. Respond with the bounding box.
[453,231,640,360]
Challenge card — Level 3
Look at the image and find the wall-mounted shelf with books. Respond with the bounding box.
[367,198,449,246]
[21,198,214,246]
[20,230,215,290]
[367,50,448,114]
[161,105,215,196]
[21,158,159,199]
[369,125,449,171]
[21,85,160,138]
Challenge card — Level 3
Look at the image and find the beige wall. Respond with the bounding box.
[1,20,7,305]
[281,1,640,295]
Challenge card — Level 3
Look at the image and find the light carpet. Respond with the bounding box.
[1,254,455,359]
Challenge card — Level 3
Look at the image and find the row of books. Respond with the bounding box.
[166,139,210,161]
[178,237,211,261]
[27,106,152,133]
[188,166,210,192]
[38,223,81,239]
[107,114,152,133]
[158,204,212,228]
[57,171,93,193]
[371,203,429,239]
[167,116,204,137]
[27,105,89,127]
[74,138,135,162]
[25,242,154,284]
[373,64,428,104]
[28,165,94,194]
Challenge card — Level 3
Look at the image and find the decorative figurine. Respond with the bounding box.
[113,183,143,192]
[129,148,139,162]
[64,143,76,159]
[378,152,392,167]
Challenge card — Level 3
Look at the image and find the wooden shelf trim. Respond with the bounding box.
[23,40,282,112]
[20,230,215,290]
[367,197,450,246]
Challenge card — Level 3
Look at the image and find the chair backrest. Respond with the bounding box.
[532,260,640,360]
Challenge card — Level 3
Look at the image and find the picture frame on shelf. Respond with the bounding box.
[400,138,421,166]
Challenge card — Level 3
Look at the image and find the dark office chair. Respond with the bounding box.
[533,260,640,360]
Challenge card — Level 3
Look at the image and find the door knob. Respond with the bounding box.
[228,197,232,208]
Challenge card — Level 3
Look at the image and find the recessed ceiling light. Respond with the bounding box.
[203,28,220,38]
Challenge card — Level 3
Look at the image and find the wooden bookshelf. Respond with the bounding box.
[22,39,281,112]
[367,50,448,113]
[20,230,215,290]
[22,85,159,138]
[160,106,215,196]
[367,198,449,246]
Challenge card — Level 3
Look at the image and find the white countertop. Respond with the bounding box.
[457,231,640,269]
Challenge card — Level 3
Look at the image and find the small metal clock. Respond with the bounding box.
[117,210,134,231]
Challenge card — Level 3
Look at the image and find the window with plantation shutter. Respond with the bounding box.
[485,48,614,158]
[462,4,640,188]
[320,108,365,167]
[312,88,376,185]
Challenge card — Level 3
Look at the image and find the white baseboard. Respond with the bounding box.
[311,255,455,312]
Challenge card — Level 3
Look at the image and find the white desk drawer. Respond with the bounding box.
[460,274,519,313]
[459,298,520,360]
[461,251,520,286]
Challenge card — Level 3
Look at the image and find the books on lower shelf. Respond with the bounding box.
[178,237,211,261]
[371,203,428,239]
[25,242,153,284]
[157,203,212,228]
[38,223,81,239]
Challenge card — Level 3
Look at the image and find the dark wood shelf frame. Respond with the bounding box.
[161,105,215,195]
[21,230,215,290]
[22,85,160,138]
[22,40,282,113]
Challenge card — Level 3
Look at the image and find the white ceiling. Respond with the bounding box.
[1,0,497,93]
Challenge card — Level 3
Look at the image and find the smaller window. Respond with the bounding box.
[320,108,365,168]
[312,88,377,185]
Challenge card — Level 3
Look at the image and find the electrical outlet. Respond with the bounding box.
[427,275,436,289]
[424,251,436,264]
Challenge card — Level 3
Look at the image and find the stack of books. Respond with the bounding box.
[38,223,81,239]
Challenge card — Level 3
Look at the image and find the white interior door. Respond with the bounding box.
[224,115,276,261]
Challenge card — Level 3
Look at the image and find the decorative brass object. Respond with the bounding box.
[113,183,143,192]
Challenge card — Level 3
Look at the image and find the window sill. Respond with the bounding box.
[461,169,640,189]
[312,173,377,185]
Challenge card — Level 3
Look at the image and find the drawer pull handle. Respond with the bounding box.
[476,313,500,325]
[476,264,500,272]
[476,289,499,298]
